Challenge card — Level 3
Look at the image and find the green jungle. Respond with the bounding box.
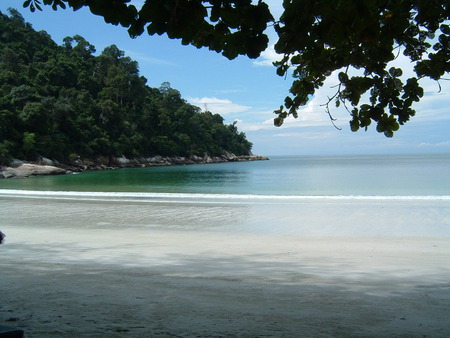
[0,9,253,165]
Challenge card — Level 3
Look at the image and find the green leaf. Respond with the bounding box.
[389,67,403,77]
[338,72,348,83]
[384,129,394,137]
[441,24,450,35]
[350,118,359,132]
[273,116,283,127]
[284,96,293,109]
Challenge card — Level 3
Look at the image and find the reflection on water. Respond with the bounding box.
[1,154,450,196]
[1,194,449,237]
[0,196,250,233]
[0,162,252,193]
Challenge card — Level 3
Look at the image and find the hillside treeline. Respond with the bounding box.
[0,9,252,165]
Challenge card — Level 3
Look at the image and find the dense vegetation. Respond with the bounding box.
[0,9,252,165]
[25,0,450,137]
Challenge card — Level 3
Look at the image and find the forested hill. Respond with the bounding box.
[0,9,253,165]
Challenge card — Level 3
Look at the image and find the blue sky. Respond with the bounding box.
[2,1,450,156]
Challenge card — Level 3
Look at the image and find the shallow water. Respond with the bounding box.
[1,153,449,237]
[1,193,449,237]
[1,153,450,196]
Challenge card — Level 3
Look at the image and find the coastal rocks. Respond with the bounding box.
[221,151,237,161]
[77,153,268,170]
[0,153,269,179]
[37,157,56,166]
[236,154,269,161]
[0,163,69,179]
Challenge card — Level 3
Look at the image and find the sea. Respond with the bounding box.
[1,153,449,196]
[1,153,450,237]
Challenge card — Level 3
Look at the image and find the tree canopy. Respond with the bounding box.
[0,10,252,164]
[24,0,450,137]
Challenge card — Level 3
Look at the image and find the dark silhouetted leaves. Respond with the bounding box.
[22,0,450,137]
[273,0,450,137]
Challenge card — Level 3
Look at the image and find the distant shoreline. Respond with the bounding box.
[0,153,269,179]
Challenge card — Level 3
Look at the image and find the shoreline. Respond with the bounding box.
[1,195,450,336]
[0,153,269,179]
[2,230,450,336]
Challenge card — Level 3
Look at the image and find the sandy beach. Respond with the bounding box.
[1,194,450,337]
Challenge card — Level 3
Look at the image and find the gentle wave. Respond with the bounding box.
[1,189,449,202]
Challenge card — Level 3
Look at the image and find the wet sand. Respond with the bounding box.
[1,196,450,337]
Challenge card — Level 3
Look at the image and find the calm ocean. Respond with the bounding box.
[1,153,450,237]
[0,153,449,197]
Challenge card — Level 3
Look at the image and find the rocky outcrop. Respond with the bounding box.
[64,153,268,171]
[0,163,69,179]
[1,153,269,179]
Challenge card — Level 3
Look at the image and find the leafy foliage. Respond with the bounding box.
[0,10,252,164]
[23,0,450,137]
[273,0,449,137]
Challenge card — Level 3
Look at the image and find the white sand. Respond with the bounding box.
[1,196,450,336]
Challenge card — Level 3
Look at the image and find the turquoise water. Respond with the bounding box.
[1,153,450,237]
[1,153,449,197]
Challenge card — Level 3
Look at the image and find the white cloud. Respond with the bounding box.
[273,131,334,140]
[188,97,251,115]
[212,88,246,95]
[125,50,178,67]
[262,52,450,131]
[238,121,272,132]
[228,73,349,132]
[413,79,450,121]
[253,45,282,67]
[265,71,350,129]
[418,141,450,148]
[198,53,450,144]
[220,109,282,132]
[385,51,450,122]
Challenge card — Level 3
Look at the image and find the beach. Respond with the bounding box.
[1,193,450,337]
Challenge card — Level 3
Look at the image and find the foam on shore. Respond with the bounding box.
[1,188,450,203]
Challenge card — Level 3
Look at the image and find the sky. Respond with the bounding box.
[1,1,450,156]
